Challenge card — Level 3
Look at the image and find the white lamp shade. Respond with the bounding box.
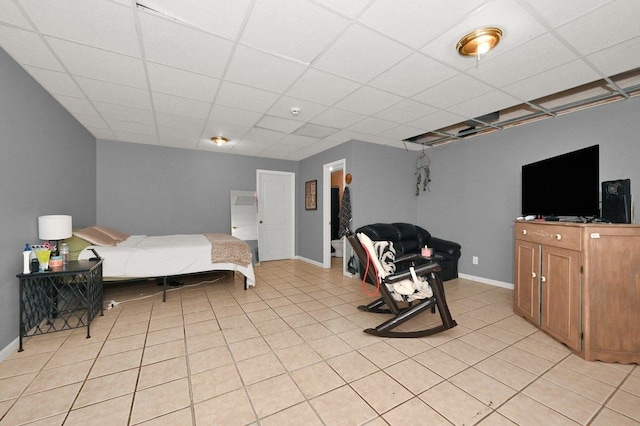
[38,215,73,240]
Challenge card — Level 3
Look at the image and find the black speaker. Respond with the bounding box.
[601,179,631,223]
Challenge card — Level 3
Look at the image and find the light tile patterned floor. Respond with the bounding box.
[1,258,638,425]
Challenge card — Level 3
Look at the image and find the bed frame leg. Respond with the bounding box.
[162,276,167,302]
[244,276,248,290]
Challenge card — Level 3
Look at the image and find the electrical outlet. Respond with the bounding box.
[472,256,479,265]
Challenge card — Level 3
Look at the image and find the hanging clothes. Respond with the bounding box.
[338,186,352,238]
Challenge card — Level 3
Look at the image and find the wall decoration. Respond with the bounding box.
[305,180,317,210]
[415,150,431,195]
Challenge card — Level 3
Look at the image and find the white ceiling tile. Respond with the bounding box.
[242,127,287,143]
[313,0,370,18]
[159,136,198,150]
[215,82,279,113]
[241,0,348,64]
[310,108,366,129]
[155,112,205,131]
[360,0,486,48]
[146,62,220,102]
[377,124,425,140]
[267,142,303,153]
[376,100,438,124]
[47,38,147,87]
[225,45,307,93]
[412,74,493,108]
[368,53,458,98]
[152,92,212,119]
[587,36,640,77]
[23,66,84,97]
[279,134,319,147]
[208,105,262,127]
[87,127,115,140]
[313,23,413,83]
[348,117,398,135]
[139,11,233,77]
[52,94,98,116]
[334,86,403,115]
[232,138,267,150]
[107,119,156,136]
[0,26,63,71]
[446,90,519,119]
[202,122,251,141]
[158,125,200,140]
[407,110,466,131]
[556,0,640,55]
[74,114,108,129]
[518,0,614,28]
[256,115,302,133]
[0,0,32,29]
[321,129,364,144]
[76,77,152,110]
[468,32,578,87]
[114,131,159,145]
[18,0,140,56]
[294,123,339,138]
[4,0,640,160]
[501,60,600,101]
[266,96,327,122]
[285,68,360,106]
[93,102,155,124]
[421,0,548,72]
[136,0,251,40]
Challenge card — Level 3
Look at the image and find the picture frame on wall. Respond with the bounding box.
[305,180,317,210]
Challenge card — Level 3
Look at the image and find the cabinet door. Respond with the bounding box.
[540,245,581,352]
[514,240,540,325]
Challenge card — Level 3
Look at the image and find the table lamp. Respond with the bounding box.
[38,215,72,256]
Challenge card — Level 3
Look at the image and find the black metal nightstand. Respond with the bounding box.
[16,259,103,351]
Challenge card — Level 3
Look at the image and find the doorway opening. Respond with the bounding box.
[322,159,347,274]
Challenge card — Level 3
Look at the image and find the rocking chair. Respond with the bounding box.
[346,230,457,338]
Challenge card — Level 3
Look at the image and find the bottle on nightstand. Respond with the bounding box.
[60,242,69,264]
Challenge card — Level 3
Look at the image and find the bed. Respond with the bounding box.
[71,226,255,300]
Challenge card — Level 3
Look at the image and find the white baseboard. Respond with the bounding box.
[0,337,20,363]
[458,273,514,290]
[295,256,324,268]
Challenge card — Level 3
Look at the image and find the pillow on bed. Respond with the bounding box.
[93,225,129,242]
[63,235,92,261]
[73,227,118,246]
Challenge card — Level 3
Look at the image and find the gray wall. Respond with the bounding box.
[418,96,640,284]
[97,139,298,237]
[0,48,96,351]
[296,140,418,261]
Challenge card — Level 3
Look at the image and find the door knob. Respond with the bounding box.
[541,276,547,282]
[531,272,536,278]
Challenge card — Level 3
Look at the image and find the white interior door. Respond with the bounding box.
[257,170,295,262]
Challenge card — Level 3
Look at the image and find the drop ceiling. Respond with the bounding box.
[1,0,639,160]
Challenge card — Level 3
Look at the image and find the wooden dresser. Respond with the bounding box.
[514,221,640,364]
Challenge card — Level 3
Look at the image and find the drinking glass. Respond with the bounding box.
[33,246,52,272]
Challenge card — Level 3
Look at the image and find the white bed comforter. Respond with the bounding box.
[78,234,255,287]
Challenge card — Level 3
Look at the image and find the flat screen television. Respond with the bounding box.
[521,145,600,218]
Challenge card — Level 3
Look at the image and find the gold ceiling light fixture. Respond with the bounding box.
[456,27,503,59]
[210,136,229,146]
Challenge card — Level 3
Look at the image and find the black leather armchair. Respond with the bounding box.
[355,223,461,281]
